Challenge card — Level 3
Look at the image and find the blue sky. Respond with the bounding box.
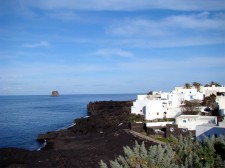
[0,0,225,95]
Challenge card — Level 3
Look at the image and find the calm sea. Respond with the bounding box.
[0,94,136,151]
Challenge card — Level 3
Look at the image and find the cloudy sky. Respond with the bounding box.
[0,0,225,95]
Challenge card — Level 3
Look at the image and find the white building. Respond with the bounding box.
[131,92,184,120]
[131,85,225,121]
[216,96,225,116]
[201,85,225,97]
[176,115,217,131]
[145,99,183,120]
[173,87,204,100]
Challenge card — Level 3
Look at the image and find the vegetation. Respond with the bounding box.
[205,81,222,87]
[184,83,192,89]
[183,81,221,89]
[100,135,225,168]
[128,114,144,123]
[202,94,220,116]
[147,91,153,95]
[147,118,175,122]
[181,100,201,115]
[202,94,216,108]
[193,82,202,91]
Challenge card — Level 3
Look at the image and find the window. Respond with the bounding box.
[157,112,159,115]
[183,120,187,123]
[170,128,174,132]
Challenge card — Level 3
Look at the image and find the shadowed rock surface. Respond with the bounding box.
[51,91,59,96]
[0,101,156,168]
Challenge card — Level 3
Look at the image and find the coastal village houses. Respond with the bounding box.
[131,84,225,139]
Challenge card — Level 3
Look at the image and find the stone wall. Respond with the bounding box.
[129,122,145,132]
[146,126,165,136]
[165,124,195,138]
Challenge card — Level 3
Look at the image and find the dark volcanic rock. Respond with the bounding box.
[69,101,133,134]
[51,91,59,96]
[37,132,57,142]
[87,101,132,115]
[0,100,158,168]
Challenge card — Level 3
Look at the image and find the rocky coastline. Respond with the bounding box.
[0,101,156,168]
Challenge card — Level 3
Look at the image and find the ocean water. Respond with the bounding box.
[0,94,136,151]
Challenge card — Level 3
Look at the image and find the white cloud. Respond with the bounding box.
[165,12,225,30]
[112,36,225,48]
[118,56,225,71]
[108,12,225,37]
[47,11,79,21]
[20,0,225,11]
[104,12,225,48]
[23,40,50,48]
[92,48,133,58]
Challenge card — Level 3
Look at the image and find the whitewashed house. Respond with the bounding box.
[216,96,225,116]
[131,95,149,115]
[201,85,225,97]
[131,85,225,122]
[175,115,217,131]
[144,94,184,120]
[131,92,184,120]
[173,87,204,100]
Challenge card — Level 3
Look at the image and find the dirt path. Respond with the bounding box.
[124,129,166,145]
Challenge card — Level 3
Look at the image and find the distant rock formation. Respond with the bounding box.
[51,91,59,96]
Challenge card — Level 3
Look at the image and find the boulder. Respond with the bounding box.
[37,132,57,142]
[51,91,59,96]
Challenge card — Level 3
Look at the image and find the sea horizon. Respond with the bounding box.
[0,93,141,97]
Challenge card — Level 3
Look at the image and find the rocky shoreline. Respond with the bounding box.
[0,101,156,168]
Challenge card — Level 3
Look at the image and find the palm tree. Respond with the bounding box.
[210,81,221,87]
[193,82,201,92]
[184,83,191,89]
[204,84,210,87]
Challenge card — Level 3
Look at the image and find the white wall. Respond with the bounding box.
[131,99,149,115]
[132,93,184,120]
[167,107,182,118]
[216,96,225,116]
[202,85,225,97]
[137,95,147,100]
[173,88,204,101]
[216,96,225,109]
[146,122,174,127]
[176,115,217,130]
[145,100,164,120]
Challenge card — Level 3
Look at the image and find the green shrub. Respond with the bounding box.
[128,114,144,123]
[100,135,225,168]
